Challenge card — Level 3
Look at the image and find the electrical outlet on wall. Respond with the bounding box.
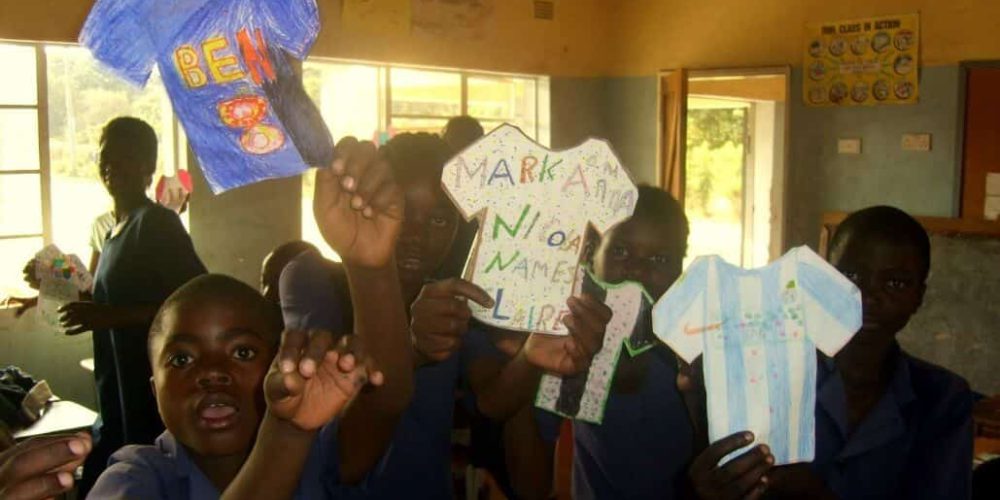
[838,138,862,155]
[902,133,932,151]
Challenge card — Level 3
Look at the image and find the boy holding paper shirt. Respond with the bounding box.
[689,206,973,500]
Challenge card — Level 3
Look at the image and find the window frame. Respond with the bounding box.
[0,44,50,247]
[0,41,190,255]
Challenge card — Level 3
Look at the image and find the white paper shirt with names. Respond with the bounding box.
[442,124,637,334]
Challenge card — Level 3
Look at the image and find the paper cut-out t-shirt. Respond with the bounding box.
[536,268,649,423]
[652,246,862,464]
[442,124,637,334]
[81,0,333,193]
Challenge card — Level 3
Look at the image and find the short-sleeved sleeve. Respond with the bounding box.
[137,206,206,298]
[88,462,163,499]
[279,252,346,331]
[257,0,320,59]
[89,212,115,253]
[441,152,489,221]
[651,256,713,363]
[795,246,862,356]
[79,0,157,86]
[585,139,638,234]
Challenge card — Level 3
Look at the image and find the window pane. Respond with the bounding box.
[390,117,449,135]
[46,45,175,261]
[303,62,381,141]
[0,237,43,298]
[0,110,40,170]
[468,76,537,138]
[0,44,37,106]
[0,173,43,235]
[390,68,460,117]
[684,100,747,267]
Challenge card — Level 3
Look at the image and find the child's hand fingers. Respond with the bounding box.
[714,445,771,486]
[575,293,613,324]
[562,312,604,361]
[351,156,391,211]
[264,367,303,402]
[331,136,362,175]
[367,369,385,387]
[423,278,494,308]
[338,141,378,194]
[0,435,91,499]
[277,330,309,374]
[691,432,755,476]
[300,330,336,377]
[363,177,404,220]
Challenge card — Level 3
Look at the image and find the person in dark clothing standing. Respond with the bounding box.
[58,117,206,495]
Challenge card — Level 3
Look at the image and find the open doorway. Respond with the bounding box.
[660,69,789,268]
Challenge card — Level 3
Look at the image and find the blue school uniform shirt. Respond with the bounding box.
[571,346,695,500]
[653,246,862,465]
[812,347,973,499]
[83,201,205,492]
[80,0,333,193]
[460,327,564,499]
[279,253,459,499]
[87,427,336,499]
[461,326,691,500]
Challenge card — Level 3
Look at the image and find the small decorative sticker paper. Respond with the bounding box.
[442,124,638,335]
[536,267,650,423]
[652,246,862,465]
[80,0,334,193]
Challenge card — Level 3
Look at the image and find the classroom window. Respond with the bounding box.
[300,59,550,260]
[0,42,187,299]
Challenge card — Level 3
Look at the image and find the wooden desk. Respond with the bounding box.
[13,400,97,441]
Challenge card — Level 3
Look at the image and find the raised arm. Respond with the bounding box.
[312,138,414,483]
[222,330,380,500]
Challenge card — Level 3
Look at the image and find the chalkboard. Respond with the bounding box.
[821,213,1000,395]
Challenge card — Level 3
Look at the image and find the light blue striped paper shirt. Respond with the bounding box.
[652,246,861,464]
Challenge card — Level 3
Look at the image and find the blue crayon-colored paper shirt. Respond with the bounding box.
[80,0,333,193]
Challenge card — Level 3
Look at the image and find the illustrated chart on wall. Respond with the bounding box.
[442,124,638,334]
[80,0,334,193]
[652,246,862,464]
[804,13,919,106]
[536,268,651,423]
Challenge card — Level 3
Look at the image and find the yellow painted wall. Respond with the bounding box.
[605,0,1000,75]
[0,0,612,77]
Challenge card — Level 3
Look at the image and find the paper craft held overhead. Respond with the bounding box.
[536,267,651,423]
[652,246,862,465]
[80,0,334,193]
[442,124,638,335]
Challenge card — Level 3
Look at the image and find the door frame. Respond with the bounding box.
[656,66,791,261]
[956,60,1000,219]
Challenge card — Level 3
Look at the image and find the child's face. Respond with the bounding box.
[150,300,276,459]
[396,179,459,286]
[592,217,685,299]
[99,149,150,200]
[829,234,925,344]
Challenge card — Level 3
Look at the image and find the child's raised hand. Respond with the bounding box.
[266,330,383,431]
[689,431,773,500]
[0,432,91,500]
[314,137,403,269]
[410,278,494,363]
[522,294,611,375]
